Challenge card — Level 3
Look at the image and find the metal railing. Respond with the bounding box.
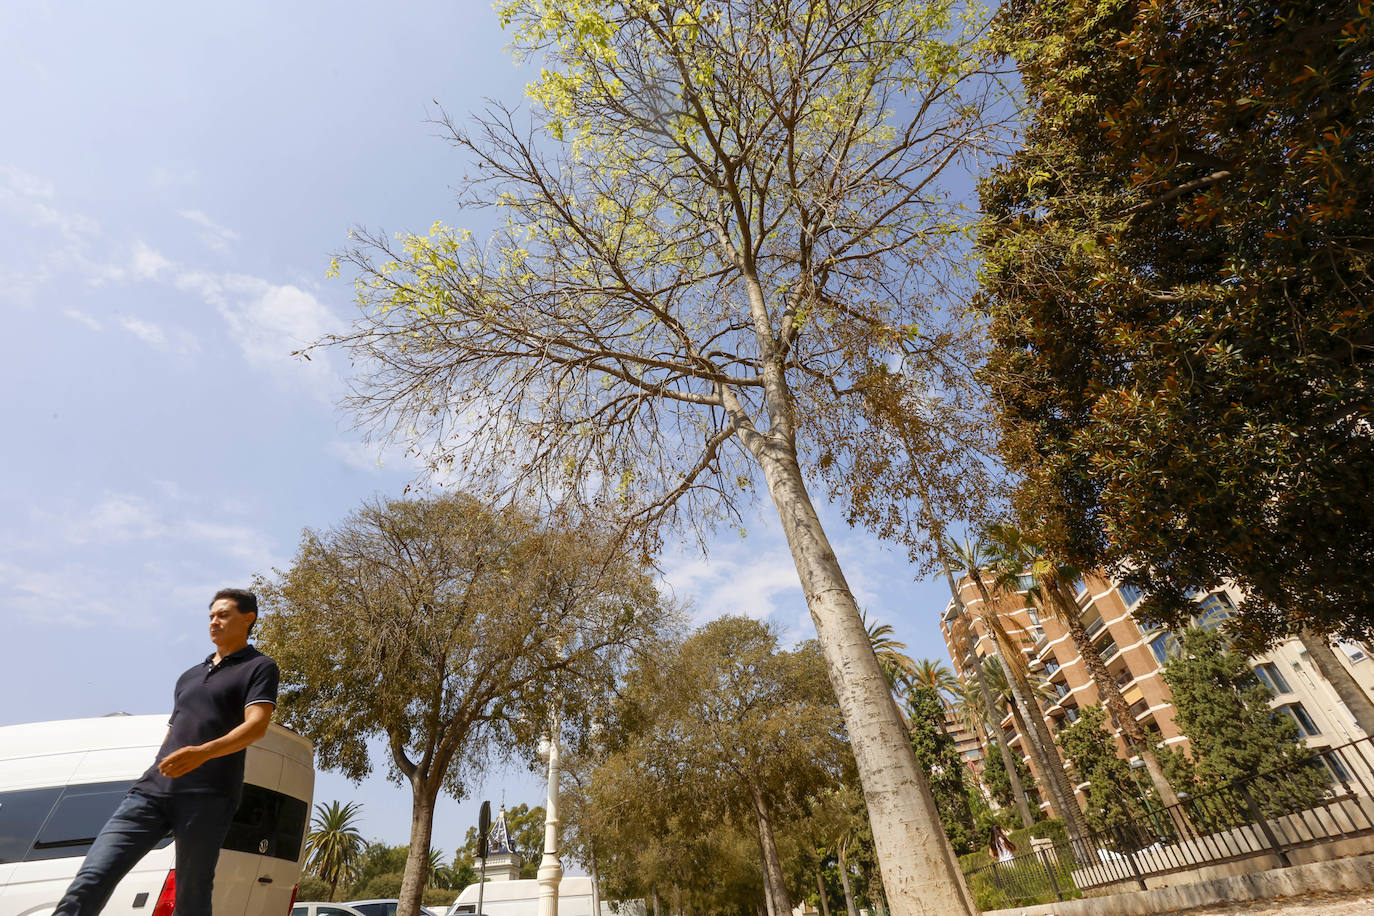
[963,734,1374,908]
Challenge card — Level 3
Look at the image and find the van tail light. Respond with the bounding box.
[287,883,299,914]
[151,870,176,916]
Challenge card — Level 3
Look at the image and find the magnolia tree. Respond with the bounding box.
[322,2,1007,911]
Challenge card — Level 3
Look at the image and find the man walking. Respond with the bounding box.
[54,588,279,915]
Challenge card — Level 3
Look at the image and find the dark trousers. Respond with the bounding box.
[53,789,236,915]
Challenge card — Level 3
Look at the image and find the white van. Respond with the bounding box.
[0,714,314,916]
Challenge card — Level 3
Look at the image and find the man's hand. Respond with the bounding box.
[158,745,212,778]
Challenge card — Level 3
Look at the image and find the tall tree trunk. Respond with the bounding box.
[838,839,859,916]
[749,784,793,916]
[967,574,1091,847]
[1043,582,1181,808]
[816,872,832,916]
[1300,628,1374,735]
[972,664,1034,828]
[947,567,1035,829]
[398,779,437,916]
[746,441,976,916]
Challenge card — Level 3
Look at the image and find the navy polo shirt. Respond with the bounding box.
[134,644,279,799]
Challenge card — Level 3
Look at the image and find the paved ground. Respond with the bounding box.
[1173,889,1374,915]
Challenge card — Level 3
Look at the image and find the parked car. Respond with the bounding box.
[291,904,370,916]
[345,900,443,916]
[0,713,315,916]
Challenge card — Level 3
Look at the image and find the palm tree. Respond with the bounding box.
[425,847,450,889]
[983,521,1183,810]
[864,614,918,695]
[939,549,1035,829]
[306,800,365,901]
[945,534,1091,847]
[910,659,958,706]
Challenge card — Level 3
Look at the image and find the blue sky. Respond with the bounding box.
[0,0,960,854]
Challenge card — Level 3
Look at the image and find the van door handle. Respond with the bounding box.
[257,876,274,884]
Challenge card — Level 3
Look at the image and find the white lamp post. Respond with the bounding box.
[536,709,563,916]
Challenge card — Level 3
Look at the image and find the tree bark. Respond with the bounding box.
[746,440,976,915]
[749,783,793,916]
[838,839,859,916]
[966,574,1091,847]
[947,568,1036,830]
[816,871,832,916]
[398,780,437,916]
[972,660,1034,828]
[1300,628,1374,736]
[1043,581,1181,808]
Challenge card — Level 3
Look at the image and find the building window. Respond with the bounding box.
[1253,663,1292,696]
[1096,637,1120,663]
[1196,592,1236,630]
[1062,706,1081,724]
[1150,632,1181,665]
[1043,654,1061,676]
[1016,573,1034,592]
[1337,640,1370,663]
[1118,582,1144,607]
[1074,576,1088,597]
[1277,703,1321,738]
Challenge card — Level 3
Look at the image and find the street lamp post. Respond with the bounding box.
[536,709,563,916]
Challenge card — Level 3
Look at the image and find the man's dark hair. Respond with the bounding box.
[211,588,259,632]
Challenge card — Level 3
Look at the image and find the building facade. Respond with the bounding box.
[939,571,1374,813]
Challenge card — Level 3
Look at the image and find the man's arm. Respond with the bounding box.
[156,703,274,779]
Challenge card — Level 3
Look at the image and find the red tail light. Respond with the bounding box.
[287,883,299,914]
[151,870,176,916]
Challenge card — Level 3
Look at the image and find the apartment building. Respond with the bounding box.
[938,571,1374,811]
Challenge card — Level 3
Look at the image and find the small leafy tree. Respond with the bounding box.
[905,685,977,853]
[1057,706,1150,833]
[575,618,850,916]
[256,493,670,916]
[1162,628,1327,818]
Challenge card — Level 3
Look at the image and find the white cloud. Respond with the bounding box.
[327,439,423,475]
[129,241,172,280]
[116,315,200,354]
[5,492,282,628]
[179,209,240,254]
[177,270,340,397]
[660,543,807,627]
[63,308,102,331]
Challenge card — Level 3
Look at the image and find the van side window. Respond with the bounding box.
[29,781,139,861]
[0,787,62,863]
[223,783,309,862]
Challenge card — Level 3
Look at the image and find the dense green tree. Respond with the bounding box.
[322,0,1009,907]
[980,737,1035,816]
[573,618,851,916]
[979,0,1374,648]
[1057,706,1150,833]
[905,685,977,854]
[256,493,670,916]
[1162,628,1327,816]
[305,800,365,901]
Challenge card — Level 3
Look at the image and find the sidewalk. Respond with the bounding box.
[1175,889,1374,915]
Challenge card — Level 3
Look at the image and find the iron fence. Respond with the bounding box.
[963,734,1374,908]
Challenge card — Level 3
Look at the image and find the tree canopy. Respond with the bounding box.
[323,1,1008,909]
[570,617,852,915]
[255,492,670,916]
[978,0,1374,645]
